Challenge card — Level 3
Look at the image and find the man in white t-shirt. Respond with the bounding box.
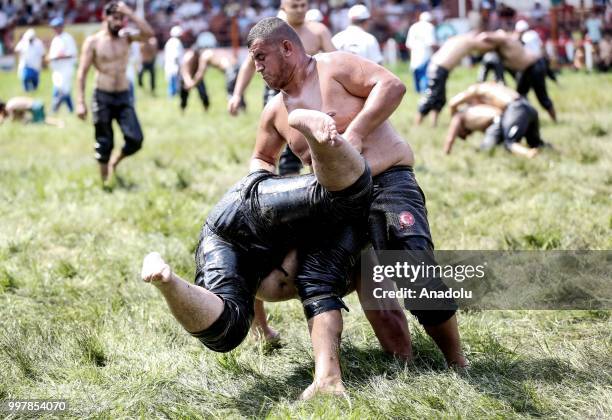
[164,26,184,97]
[515,20,542,56]
[48,17,78,112]
[406,12,437,93]
[15,29,46,92]
[331,4,383,64]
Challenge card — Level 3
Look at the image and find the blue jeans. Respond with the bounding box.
[412,60,429,94]
[167,74,179,97]
[52,87,74,113]
[22,66,39,91]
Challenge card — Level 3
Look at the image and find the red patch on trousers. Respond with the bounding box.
[399,211,415,229]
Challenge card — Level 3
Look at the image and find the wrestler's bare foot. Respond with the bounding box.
[141,252,173,285]
[99,163,109,183]
[526,148,539,159]
[448,356,470,371]
[299,376,346,400]
[288,109,343,146]
[108,155,120,180]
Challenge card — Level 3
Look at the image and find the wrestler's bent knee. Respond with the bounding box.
[190,299,253,352]
[122,136,143,156]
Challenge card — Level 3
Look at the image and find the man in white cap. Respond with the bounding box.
[406,11,437,93]
[305,8,323,23]
[48,17,78,113]
[515,19,542,56]
[164,25,185,97]
[331,4,383,64]
[14,28,45,92]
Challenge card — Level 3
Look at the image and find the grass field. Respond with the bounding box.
[0,64,611,418]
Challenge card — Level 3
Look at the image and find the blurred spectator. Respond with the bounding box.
[406,11,436,93]
[127,41,141,104]
[597,30,611,71]
[164,25,184,97]
[585,12,603,44]
[332,4,383,64]
[329,3,349,34]
[558,29,575,65]
[48,17,77,113]
[498,2,516,30]
[531,1,546,22]
[477,51,506,84]
[138,37,158,94]
[15,29,45,92]
[305,8,323,23]
[0,8,7,56]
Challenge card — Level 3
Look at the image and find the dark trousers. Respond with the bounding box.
[137,60,156,92]
[180,78,209,111]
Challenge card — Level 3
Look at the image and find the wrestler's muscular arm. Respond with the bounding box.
[328,52,406,152]
[116,1,154,42]
[186,51,210,90]
[444,114,464,154]
[76,36,96,120]
[180,50,196,90]
[228,56,256,115]
[448,85,478,115]
[250,96,287,173]
[477,31,505,49]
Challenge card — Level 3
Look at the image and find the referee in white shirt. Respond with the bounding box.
[331,4,383,64]
[48,17,78,113]
[406,12,437,93]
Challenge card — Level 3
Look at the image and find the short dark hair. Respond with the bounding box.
[104,1,119,16]
[246,17,303,50]
[0,101,5,114]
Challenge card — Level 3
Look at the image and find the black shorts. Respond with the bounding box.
[418,64,449,116]
[191,226,281,352]
[516,57,554,111]
[207,166,372,252]
[501,98,543,148]
[296,223,368,319]
[369,166,456,326]
[192,167,372,351]
[481,116,503,151]
[92,89,143,163]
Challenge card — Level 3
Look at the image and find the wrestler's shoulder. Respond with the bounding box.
[197,48,213,61]
[314,50,363,66]
[84,31,107,49]
[261,93,288,127]
[305,20,331,35]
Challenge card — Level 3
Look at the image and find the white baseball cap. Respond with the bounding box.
[419,12,433,22]
[306,9,324,22]
[515,20,529,32]
[348,4,370,21]
[170,25,183,38]
[196,31,217,49]
[24,28,36,40]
